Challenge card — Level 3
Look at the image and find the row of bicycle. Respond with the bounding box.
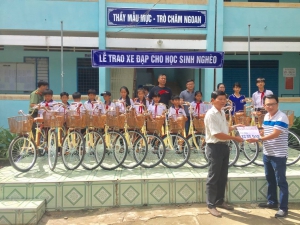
[7,101,300,172]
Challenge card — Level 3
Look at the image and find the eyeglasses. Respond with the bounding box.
[264,103,278,107]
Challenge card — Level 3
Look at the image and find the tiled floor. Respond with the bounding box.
[1,157,300,211]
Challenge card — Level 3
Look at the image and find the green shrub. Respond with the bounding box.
[0,127,16,158]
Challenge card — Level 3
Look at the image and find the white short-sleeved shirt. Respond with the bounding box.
[148,103,166,117]
[263,110,289,157]
[102,101,116,114]
[204,106,229,143]
[115,98,134,113]
[252,90,273,109]
[133,99,149,114]
[55,102,70,114]
[190,101,206,116]
[84,100,103,113]
[168,106,186,118]
[69,102,85,112]
[38,100,57,117]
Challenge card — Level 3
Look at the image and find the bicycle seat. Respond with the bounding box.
[34,117,44,123]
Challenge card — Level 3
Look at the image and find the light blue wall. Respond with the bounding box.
[224,53,300,96]
[0,0,98,31]
[0,46,90,95]
[224,6,300,37]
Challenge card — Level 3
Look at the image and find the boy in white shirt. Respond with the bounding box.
[168,95,187,119]
[38,89,56,117]
[84,89,103,113]
[252,78,273,111]
[101,91,116,115]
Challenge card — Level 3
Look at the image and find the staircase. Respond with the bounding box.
[0,199,45,225]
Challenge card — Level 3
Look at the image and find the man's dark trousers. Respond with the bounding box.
[206,142,229,208]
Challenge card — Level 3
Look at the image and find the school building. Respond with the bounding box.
[0,0,300,127]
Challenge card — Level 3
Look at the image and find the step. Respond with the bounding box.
[0,199,45,225]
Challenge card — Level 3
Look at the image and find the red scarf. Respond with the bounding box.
[260,91,265,105]
[175,108,179,115]
[139,106,143,113]
[196,102,200,115]
[154,105,158,117]
[77,103,82,114]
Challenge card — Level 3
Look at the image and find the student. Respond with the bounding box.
[217,83,227,97]
[168,95,187,119]
[134,88,149,114]
[191,91,206,117]
[252,78,273,111]
[60,92,70,108]
[143,86,151,105]
[84,89,102,113]
[70,92,83,111]
[229,82,246,115]
[72,92,81,102]
[147,92,166,120]
[101,91,115,114]
[38,89,56,117]
[116,86,133,114]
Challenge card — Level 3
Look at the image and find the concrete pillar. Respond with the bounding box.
[99,0,110,95]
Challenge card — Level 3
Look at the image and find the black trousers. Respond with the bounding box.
[206,143,230,208]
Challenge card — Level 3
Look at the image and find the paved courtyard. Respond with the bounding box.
[39,203,300,225]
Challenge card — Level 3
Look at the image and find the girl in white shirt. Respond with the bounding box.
[116,86,134,114]
[134,88,149,115]
[190,91,207,117]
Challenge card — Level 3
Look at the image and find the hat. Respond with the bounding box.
[100,91,111,96]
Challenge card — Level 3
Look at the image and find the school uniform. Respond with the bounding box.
[116,98,134,113]
[102,101,116,115]
[84,100,102,113]
[252,90,273,110]
[168,106,186,119]
[190,101,206,116]
[133,99,149,115]
[148,103,166,117]
[38,100,56,117]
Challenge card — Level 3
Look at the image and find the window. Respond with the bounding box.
[77,58,99,94]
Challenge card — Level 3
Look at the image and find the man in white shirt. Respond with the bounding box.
[204,91,243,217]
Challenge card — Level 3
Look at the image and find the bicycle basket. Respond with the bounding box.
[43,111,65,128]
[55,112,65,127]
[282,110,294,127]
[169,115,186,133]
[193,114,205,133]
[98,114,106,129]
[8,115,33,134]
[234,111,251,126]
[127,110,145,129]
[106,113,125,129]
[66,111,86,128]
[146,116,164,133]
[85,110,101,128]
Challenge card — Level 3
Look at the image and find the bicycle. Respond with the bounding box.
[121,103,148,169]
[62,103,86,170]
[99,103,128,170]
[161,105,191,168]
[7,104,64,172]
[140,103,166,168]
[186,101,211,168]
[232,99,260,167]
[80,103,106,170]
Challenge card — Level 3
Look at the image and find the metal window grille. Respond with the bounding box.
[24,57,49,85]
[77,58,99,94]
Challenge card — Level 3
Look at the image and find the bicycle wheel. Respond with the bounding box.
[121,130,148,169]
[81,131,106,170]
[228,140,240,167]
[8,136,37,172]
[286,130,300,166]
[62,130,85,170]
[100,130,128,170]
[141,133,166,168]
[48,130,58,171]
[253,142,264,166]
[38,128,47,156]
[162,133,191,168]
[187,134,209,168]
[234,141,259,167]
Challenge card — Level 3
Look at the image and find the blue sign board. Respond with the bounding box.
[92,50,224,68]
[107,8,207,28]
